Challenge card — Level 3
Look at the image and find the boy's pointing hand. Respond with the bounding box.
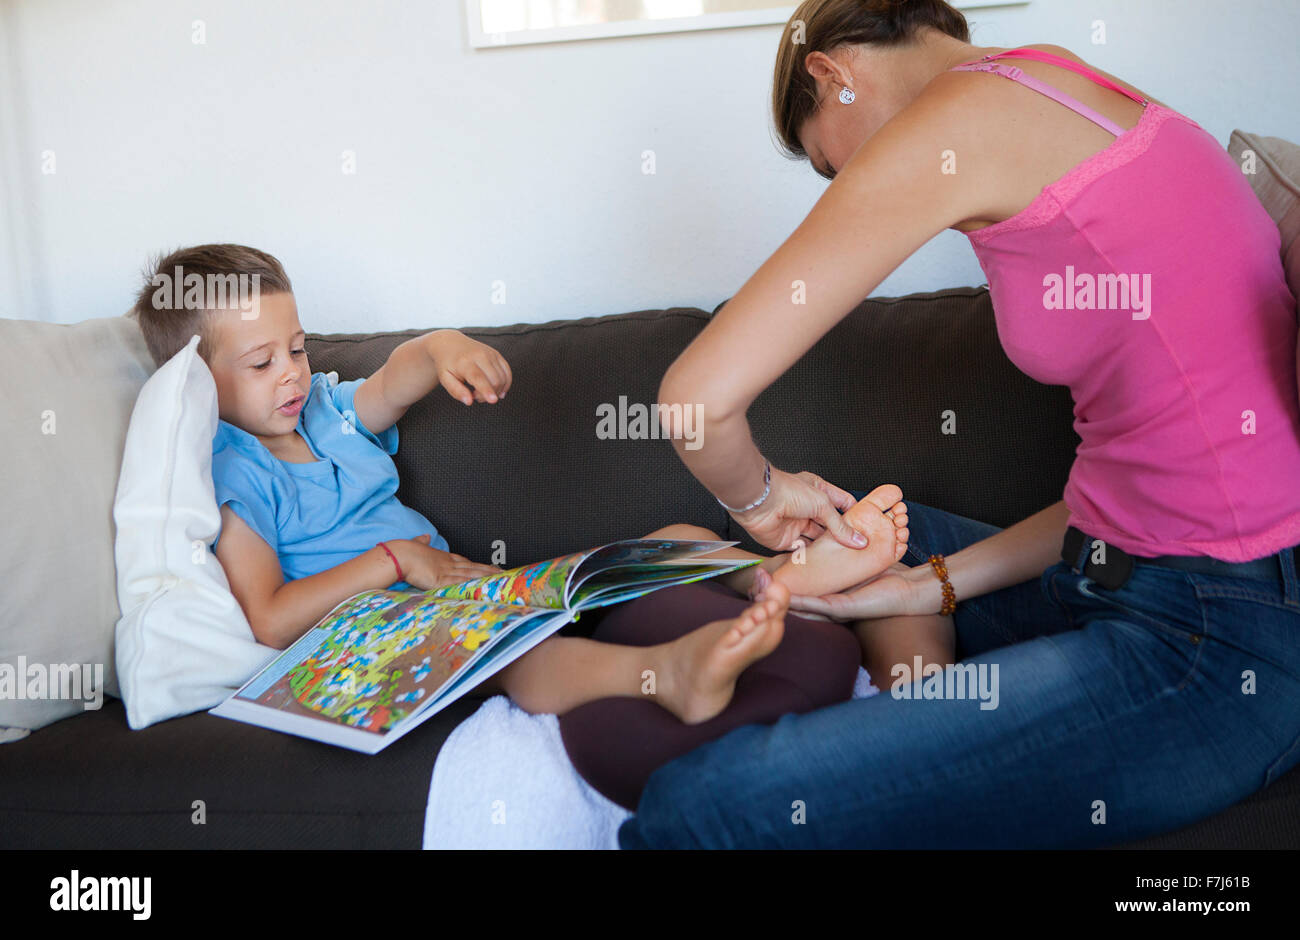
[425,330,513,406]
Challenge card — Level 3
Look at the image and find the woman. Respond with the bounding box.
[617,0,1300,848]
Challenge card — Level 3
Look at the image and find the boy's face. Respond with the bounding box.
[208,291,310,450]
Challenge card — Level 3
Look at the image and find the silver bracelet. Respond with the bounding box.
[717,459,771,514]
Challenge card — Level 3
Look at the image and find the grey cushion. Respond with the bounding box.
[1227,129,1300,305]
[0,315,150,735]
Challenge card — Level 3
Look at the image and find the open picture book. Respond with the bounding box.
[210,538,760,753]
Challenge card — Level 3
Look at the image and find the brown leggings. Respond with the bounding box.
[557,579,862,811]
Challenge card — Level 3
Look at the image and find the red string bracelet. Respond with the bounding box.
[377,541,403,583]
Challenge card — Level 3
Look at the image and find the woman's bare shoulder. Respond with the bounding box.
[913,44,1172,231]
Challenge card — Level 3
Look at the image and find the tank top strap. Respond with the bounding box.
[949,47,1150,139]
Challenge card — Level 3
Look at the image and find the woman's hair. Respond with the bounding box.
[129,243,293,369]
[772,0,971,168]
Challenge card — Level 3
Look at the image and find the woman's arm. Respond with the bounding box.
[907,499,1071,611]
[784,500,1072,621]
[657,83,997,541]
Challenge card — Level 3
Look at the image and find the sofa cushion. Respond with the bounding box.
[0,693,482,848]
[0,315,152,736]
[1228,129,1300,309]
[304,308,737,567]
[112,334,279,730]
[1227,130,1300,416]
[722,287,1079,551]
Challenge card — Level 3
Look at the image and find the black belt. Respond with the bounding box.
[1061,526,1288,590]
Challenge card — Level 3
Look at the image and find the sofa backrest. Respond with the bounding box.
[305,287,1080,564]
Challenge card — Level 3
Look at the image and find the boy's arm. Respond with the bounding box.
[215,505,399,650]
[351,331,512,436]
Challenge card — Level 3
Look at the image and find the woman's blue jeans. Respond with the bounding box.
[617,499,1300,848]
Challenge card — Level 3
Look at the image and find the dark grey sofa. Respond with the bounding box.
[3,286,1296,848]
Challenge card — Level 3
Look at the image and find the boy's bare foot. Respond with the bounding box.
[770,484,910,597]
[651,582,789,725]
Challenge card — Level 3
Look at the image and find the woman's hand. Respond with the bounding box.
[729,466,868,552]
[752,562,939,621]
[392,534,500,591]
[425,330,513,406]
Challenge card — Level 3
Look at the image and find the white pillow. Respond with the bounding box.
[113,334,278,729]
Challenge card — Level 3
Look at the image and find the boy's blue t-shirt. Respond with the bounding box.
[210,371,448,590]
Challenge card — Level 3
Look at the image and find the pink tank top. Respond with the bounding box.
[949,49,1300,561]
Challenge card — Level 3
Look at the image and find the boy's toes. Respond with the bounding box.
[863,484,904,514]
[730,587,787,644]
[732,589,783,639]
[760,580,790,611]
[730,607,762,638]
[887,502,908,529]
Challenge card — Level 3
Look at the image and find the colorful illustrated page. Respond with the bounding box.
[427,551,587,609]
[430,539,737,610]
[235,590,542,736]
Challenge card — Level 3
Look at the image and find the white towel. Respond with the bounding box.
[423,667,879,849]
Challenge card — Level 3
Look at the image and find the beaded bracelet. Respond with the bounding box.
[928,553,957,615]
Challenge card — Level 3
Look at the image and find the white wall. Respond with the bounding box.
[2,0,1298,332]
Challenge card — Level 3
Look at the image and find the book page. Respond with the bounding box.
[425,550,587,610]
[423,539,744,610]
[571,559,759,608]
[572,559,759,611]
[230,590,548,737]
[564,539,742,604]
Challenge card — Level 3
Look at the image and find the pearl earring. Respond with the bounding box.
[839,86,855,104]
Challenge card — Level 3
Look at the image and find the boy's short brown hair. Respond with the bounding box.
[129,244,293,369]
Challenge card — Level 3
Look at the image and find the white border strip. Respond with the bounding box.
[468,1,1029,49]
